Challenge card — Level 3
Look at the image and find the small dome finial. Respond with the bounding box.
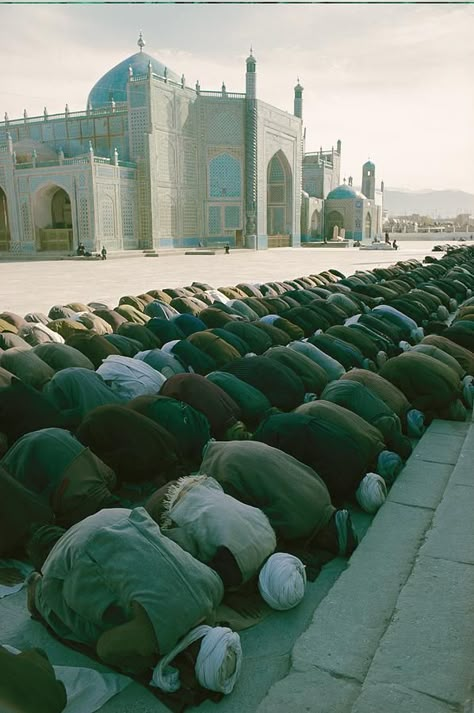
[138,31,145,52]
[250,45,253,56]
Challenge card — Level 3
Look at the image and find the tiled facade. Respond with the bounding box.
[0,38,382,254]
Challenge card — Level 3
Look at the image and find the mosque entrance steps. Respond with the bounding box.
[257,412,474,713]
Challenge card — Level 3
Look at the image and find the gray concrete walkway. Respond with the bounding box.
[257,413,474,713]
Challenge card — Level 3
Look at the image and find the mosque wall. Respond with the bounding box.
[128,80,153,249]
[145,79,200,247]
[255,100,302,249]
[303,162,337,200]
[325,197,356,240]
[199,97,245,248]
[93,163,138,251]
[301,195,324,241]
[324,196,378,242]
[0,162,93,253]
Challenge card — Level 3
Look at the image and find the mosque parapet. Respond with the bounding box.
[129,70,245,99]
[0,148,136,171]
[1,104,129,129]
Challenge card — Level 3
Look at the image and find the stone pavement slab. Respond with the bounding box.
[290,501,433,682]
[351,682,459,713]
[257,669,360,713]
[450,453,474,487]
[387,460,453,510]
[410,431,465,465]
[420,483,474,565]
[361,556,474,707]
[427,419,470,436]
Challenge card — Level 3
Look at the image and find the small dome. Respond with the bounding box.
[327,184,367,200]
[87,50,180,109]
[363,160,375,169]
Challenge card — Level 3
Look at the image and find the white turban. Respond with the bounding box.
[462,375,474,409]
[304,392,318,403]
[407,408,425,438]
[377,450,403,485]
[399,340,412,352]
[151,625,242,695]
[449,299,458,312]
[258,553,306,611]
[356,473,387,514]
[410,327,424,343]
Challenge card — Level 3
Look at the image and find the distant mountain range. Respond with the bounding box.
[382,189,474,218]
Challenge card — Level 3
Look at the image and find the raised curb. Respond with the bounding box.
[257,416,474,713]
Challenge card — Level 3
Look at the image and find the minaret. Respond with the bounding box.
[362,160,375,199]
[245,48,258,240]
[294,78,303,119]
[245,46,257,99]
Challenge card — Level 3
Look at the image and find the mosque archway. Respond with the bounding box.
[267,151,292,245]
[0,187,11,252]
[365,212,372,241]
[326,210,344,240]
[33,184,74,251]
[310,209,320,238]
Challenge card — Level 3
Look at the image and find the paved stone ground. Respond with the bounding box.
[0,241,442,317]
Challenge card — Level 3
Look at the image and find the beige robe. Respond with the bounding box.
[35,507,224,655]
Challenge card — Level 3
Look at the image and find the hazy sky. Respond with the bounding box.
[1,3,473,193]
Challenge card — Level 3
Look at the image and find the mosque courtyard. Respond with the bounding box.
[0,241,446,317]
[0,240,472,713]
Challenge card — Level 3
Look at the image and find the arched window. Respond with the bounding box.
[51,188,72,228]
[310,209,320,237]
[267,151,292,237]
[209,153,241,198]
[326,210,344,240]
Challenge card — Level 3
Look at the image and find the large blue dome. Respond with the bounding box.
[87,51,180,108]
[327,184,367,200]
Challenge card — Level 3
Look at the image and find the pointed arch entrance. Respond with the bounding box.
[310,209,320,239]
[326,210,344,240]
[267,150,292,247]
[0,187,10,252]
[33,184,74,251]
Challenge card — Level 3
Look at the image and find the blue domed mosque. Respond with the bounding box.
[0,34,383,254]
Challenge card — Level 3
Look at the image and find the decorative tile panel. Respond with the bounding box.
[158,136,176,182]
[208,109,242,145]
[224,206,241,229]
[209,153,241,198]
[183,202,198,236]
[21,202,32,240]
[79,197,89,241]
[159,195,177,237]
[208,206,222,235]
[100,196,115,238]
